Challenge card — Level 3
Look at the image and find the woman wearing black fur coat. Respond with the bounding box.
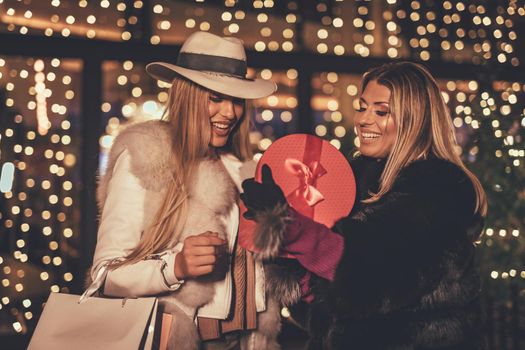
[241,62,488,349]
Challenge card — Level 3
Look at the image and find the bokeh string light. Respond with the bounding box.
[311,72,360,152]
[0,1,523,65]
[0,56,81,335]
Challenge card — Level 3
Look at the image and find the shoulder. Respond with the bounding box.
[111,120,172,156]
[103,120,175,192]
[109,120,172,170]
[396,157,472,191]
[97,121,175,210]
[393,157,477,216]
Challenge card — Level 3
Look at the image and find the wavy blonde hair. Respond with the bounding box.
[111,78,252,268]
[360,62,487,216]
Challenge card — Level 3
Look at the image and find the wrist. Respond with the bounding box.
[174,253,186,280]
[283,207,313,244]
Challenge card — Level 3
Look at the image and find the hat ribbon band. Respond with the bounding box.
[177,52,247,77]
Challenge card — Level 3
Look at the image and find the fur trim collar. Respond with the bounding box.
[97,120,175,211]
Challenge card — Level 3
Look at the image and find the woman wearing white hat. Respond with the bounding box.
[89,31,284,349]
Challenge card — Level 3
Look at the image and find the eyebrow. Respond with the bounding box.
[360,97,389,106]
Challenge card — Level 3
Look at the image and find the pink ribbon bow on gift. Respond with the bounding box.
[284,158,327,214]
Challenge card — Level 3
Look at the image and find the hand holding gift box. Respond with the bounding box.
[239,134,356,258]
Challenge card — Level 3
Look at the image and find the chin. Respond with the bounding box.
[359,147,388,159]
[210,139,228,148]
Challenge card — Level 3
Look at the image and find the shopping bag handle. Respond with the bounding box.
[79,261,113,304]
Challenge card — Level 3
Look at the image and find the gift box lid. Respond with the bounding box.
[238,134,356,255]
[255,133,356,227]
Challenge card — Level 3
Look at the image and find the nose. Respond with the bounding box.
[220,100,235,118]
[357,107,374,126]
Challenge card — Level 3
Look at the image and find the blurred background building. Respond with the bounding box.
[0,0,524,348]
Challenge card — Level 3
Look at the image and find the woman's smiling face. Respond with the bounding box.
[354,80,396,158]
[208,93,244,148]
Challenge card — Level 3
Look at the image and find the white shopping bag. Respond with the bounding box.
[28,264,160,350]
[28,293,158,350]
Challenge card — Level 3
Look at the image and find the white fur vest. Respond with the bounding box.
[96,120,281,350]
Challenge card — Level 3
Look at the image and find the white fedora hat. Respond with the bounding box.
[146,31,277,99]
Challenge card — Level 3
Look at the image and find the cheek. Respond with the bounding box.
[376,117,388,132]
[353,113,363,128]
[208,102,218,117]
[234,105,244,118]
[383,118,396,144]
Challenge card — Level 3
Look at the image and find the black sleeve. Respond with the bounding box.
[330,161,478,318]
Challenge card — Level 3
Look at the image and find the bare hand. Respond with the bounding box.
[174,232,227,280]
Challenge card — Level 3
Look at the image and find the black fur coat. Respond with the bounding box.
[303,156,487,350]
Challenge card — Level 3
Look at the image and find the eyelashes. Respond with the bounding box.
[355,107,389,117]
[209,96,223,103]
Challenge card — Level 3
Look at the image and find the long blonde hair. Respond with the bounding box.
[361,62,487,216]
[111,78,252,268]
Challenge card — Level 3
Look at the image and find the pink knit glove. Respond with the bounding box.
[283,207,344,282]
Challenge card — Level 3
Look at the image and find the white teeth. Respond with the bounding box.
[212,123,230,130]
[362,132,381,139]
